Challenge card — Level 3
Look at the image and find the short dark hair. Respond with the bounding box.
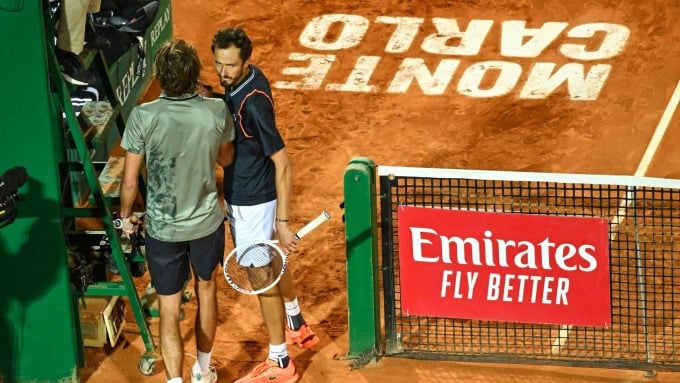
[211,27,253,62]
[153,39,201,97]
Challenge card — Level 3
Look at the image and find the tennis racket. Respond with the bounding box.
[223,210,331,295]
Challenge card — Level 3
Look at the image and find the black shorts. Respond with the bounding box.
[145,224,225,295]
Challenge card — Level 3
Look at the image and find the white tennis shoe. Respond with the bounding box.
[191,365,217,383]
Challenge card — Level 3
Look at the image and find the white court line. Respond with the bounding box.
[551,78,680,354]
[636,79,680,177]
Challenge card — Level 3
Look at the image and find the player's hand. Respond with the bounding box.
[120,215,140,235]
[276,222,298,253]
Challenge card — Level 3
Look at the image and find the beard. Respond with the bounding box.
[219,65,246,89]
[220,77,232,88]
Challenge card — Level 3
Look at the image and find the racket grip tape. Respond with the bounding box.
[294,211,331,239]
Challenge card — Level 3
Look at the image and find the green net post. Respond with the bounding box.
[344,157,381,361]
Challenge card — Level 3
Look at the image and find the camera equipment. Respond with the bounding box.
[68,246,96,292]
[0,166,29,228]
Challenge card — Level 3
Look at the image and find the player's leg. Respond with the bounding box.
[279,270,319,349]
[158,293,184,381]
[258,285,286,346]
[229,202,299,383]
[188,224,224,382]
[228,201,285,348]
[273,202,319,349]
[237,288,299,383]
[145,235,191,381]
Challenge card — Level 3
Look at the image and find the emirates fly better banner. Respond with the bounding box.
[397,206,611,327]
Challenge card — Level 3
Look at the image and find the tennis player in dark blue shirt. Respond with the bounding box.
[211,27,318,383]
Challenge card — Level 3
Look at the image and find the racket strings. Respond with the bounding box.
[223,211,330,295]
[236,243,275,267]
[226,242,283,293]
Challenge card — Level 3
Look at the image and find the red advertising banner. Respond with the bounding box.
[397,205,611,327]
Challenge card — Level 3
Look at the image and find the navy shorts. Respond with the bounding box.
[144,224,225,295]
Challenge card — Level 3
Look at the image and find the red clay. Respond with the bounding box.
[81,0,680,382]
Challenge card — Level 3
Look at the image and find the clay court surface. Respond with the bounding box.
[81,0,680,382]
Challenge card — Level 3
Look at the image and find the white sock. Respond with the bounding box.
[284,298,301,316]
[167,378,183,383]
[285,298,306,330]
[192,349,213,373]
[268,342,288,362]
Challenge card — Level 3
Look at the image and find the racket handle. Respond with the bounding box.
[295,211,331,239]
[113,218,135,231]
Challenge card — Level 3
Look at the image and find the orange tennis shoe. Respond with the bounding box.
[234,359,299,383]
[285,324,319,349]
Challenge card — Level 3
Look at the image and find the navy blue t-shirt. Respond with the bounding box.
[223,64,285,206]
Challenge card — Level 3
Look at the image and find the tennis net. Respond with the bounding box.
[375,165,680,371]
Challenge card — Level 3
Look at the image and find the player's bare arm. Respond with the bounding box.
[217,141,234,167]
[119,151,144,232]
[271,147,297,253]
[218,107,236,167]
